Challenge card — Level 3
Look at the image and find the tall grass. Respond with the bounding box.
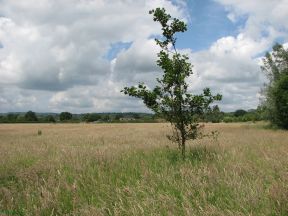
[0,123,287,215]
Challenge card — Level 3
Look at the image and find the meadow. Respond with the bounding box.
[0,123,287,215]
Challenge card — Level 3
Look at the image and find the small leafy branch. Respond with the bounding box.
[122,8,222,158]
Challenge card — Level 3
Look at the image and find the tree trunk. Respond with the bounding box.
[181,132,186,159]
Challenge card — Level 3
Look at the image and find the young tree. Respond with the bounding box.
[122,8,221,158]
[261,43,288,129]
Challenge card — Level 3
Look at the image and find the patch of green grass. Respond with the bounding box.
[65,147,224,215]
[0,175,18,187]
[1,146,283,215]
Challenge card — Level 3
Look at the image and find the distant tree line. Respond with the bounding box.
[190,106,267,123]
[0,111,156,123]
[0,108,269,124]
[0,111,56,123]
[220,107,267,123]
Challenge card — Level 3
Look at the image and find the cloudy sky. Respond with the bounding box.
[0,0,287,113]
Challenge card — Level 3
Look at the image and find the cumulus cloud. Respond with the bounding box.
[0,0,184,89]
[185,0,288,111]
[0,0,287,113]
[215,0,288,40]
[112,39,161,85]
[49,82,149,113]
[0,86,51,112]
[0,0,186,112]
[187,34,267,110]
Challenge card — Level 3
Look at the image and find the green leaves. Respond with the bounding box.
[149,7,187,49]
[121,84,160,112]
[261,43,288,129]
[262,43,288,83]
[122,8,222,158]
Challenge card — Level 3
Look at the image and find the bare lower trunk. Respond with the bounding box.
[181,133,186,159]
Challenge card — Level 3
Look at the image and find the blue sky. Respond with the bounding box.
[106,42,132,60]
[177,0,246,51]
[106,0,246,59]
[0,0,287,113]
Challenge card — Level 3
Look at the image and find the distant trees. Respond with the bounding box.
[0,110,268,124]
[59,112,72,121]
[115,113,124,121]
[101,115,110,122]
[25,111,38,122]
[0,112,159,123]
[205,105,223,123]
[132,113,141,119]
[261,43,288,129]
[82,113,101,122]
[222,108,265,123]
[122,8,221,158]
[234,109,247,117]
[7,113,18,123]
[45,115,56,123]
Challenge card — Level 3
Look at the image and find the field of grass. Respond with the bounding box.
[0,123,287,215]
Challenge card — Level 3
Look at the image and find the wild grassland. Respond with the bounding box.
[0,123,287,215]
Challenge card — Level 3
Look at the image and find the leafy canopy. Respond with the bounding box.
[25,110,38,122]
[59,112,72,121]
[261,43,288,129]
[122,8,221,157]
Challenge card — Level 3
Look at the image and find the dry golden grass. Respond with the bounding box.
[0,123,287,215]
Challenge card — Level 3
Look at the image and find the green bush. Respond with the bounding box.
[272,74,288,129]
[223,116,234,123]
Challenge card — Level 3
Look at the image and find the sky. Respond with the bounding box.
[0,0,288,113]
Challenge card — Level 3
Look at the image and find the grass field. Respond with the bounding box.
[0,123,287,215]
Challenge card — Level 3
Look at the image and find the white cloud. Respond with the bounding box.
[0,0,287,113]
[185,0,288,111]
[112,39,161,85]
[0,0,187,112]
[216,0,288,39]
[0,0,184,90]
[48,81,150,113]
[187,34,267,110]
